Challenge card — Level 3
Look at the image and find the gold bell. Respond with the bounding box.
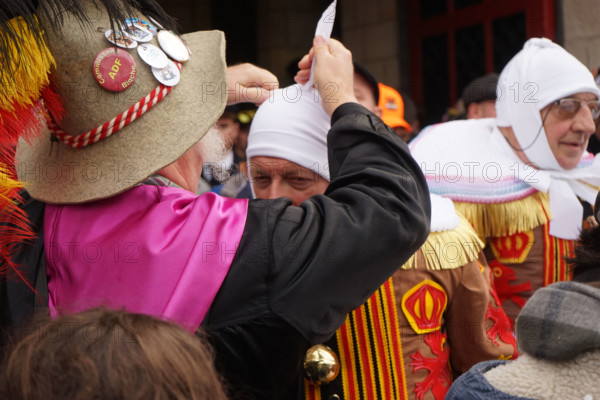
[303,344,340,385]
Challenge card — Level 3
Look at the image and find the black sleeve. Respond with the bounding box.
[207,102,431,344]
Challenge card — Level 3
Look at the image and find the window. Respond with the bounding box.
[408,0,555,125]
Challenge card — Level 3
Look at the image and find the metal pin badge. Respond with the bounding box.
[137,43,169,69]
[152,59,181,86]
[157,30,190,62]
[125,17,158,35]
[105,29,137,49]
[122,23,153,43]
[93,47,137,92]
[147,15,165,31]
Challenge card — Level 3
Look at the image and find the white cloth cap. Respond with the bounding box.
[247,84,331,181]
[496,37,600,171]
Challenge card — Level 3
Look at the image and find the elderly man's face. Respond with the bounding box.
[540,92,598,170]
[249,156,329,205]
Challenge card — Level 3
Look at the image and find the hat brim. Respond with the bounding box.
[16,5,226,204]
[383,116,412,133]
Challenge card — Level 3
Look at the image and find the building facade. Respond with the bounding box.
[159,0,600,125]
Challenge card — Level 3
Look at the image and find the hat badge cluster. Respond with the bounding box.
[95,16,190,92]
[50,16,192,148]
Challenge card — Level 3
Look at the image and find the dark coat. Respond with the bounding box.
[1,103,431,399]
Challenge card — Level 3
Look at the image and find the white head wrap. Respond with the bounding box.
[496,38,600,239]
[496,37,600,171]
[246,84,331,181]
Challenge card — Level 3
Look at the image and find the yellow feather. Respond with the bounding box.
[0,164,23,206]
[0,16,55,111]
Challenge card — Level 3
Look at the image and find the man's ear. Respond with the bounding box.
[466,102,481,119]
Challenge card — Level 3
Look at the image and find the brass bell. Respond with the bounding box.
[303,344,340,385]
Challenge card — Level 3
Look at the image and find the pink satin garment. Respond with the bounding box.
[44,186,248,332]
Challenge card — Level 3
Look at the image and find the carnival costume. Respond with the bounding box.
[302,194,516,400]
[0,1,431,399]
[246,70,516,400]
[410,38,600,324]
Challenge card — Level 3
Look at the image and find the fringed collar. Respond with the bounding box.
[410,119,600,239]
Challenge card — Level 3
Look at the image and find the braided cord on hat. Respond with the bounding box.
[50,63,181,149]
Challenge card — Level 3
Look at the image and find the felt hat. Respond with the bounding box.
[16,0,227,204]
[378,83,412,132]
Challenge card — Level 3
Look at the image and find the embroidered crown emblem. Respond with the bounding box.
[402,280,447,334]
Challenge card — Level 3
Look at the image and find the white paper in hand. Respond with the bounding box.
[305,0,337,89]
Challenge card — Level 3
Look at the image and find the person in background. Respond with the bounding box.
[247,76,515,400]
[199,105,242,193]
[410,38,600,326]
[402,91,423,135]
[232,104,256,168]
[441,98,466,122]
[0,308,228,400]
[353,60,382,115]
[210,103,256,198]
[445,207,600,399]
[587,66,600,155]
[462,73,499,119]
[378,82,414,142]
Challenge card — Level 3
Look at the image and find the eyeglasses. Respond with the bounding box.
[553,98,600,121]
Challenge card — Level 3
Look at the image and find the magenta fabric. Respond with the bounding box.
[44,186,248,332]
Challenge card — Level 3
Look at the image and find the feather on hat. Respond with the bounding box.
[1,0,223,286]
[16,0,227,203]
[0,0,55,285]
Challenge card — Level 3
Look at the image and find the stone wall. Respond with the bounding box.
[339,0,407,91]
[560,0,600,72]
[157,1,600,96]
[255,1,322,86]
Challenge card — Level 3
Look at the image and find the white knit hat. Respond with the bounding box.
[246,84,331,181]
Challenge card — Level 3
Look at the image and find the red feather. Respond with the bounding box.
[0,83,62,287]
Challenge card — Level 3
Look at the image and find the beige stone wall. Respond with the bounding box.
[560,0,600,72]
[255,1,319,86]
[157,0,410,90]
[253,0,409,88]
[339,0,406,90]
[157,1,600,96]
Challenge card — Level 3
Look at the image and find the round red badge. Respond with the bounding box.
[93,48,137,92]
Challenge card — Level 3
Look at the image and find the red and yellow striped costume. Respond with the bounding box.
[305,215,516,400]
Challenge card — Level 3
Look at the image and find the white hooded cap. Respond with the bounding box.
[246,84,331,181]
[496,37,600,171]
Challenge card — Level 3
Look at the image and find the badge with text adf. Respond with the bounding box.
[93,47,137,92]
